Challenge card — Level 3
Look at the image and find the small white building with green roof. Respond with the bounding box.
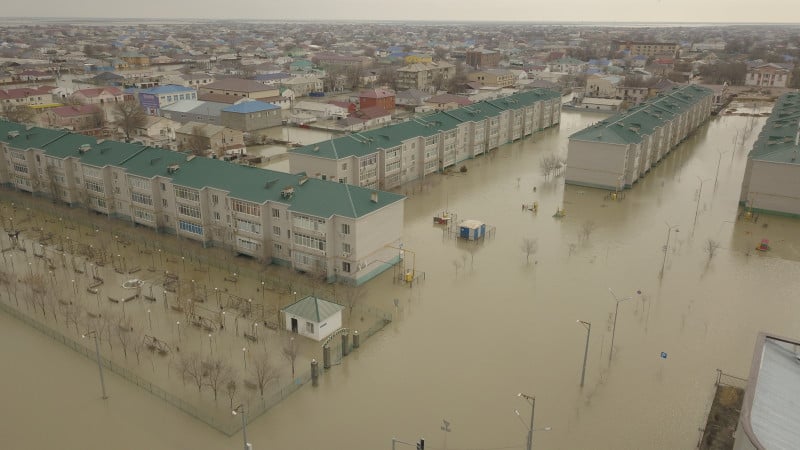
[739,92,800,217]
[281,296,343,341]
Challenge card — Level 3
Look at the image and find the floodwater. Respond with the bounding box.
[3,109,800,450]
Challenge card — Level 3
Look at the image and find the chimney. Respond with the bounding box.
[370,191,378,203]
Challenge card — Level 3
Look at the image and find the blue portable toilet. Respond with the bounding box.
[458,220,486,241]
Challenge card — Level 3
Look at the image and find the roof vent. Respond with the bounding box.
[264,178,278,188]
[298,176,309,185]
[96,139,105,145]
[149,157,162,166]
[78,143,91,154]
[100,147,111,154]
[186,155,195,162]
[7,131,19,139]
[167,164,180,174]
[280,186,294,198]
[370,191,378,203]
[313,145,319,152]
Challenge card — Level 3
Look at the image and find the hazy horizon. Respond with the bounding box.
[3,0,800,25]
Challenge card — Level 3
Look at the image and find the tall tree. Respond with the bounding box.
[113,100,146,142]
[3,105,36,124]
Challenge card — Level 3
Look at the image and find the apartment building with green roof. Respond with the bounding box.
[289,88,561,190]
[739,92,800,217]
[0,120,404,285]
[565,84,713,191]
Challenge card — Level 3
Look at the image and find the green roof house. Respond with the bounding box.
[281,296,343,341]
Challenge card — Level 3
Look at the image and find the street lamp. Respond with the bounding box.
[232,404,250,450]
[661,222,679,277]
[242,347,247,368]
[81,330,108,399]
[176,321,182,341]
[693,177,711,233]
[577,320,591,387]
[516,393,550,450]
[147,309,152,329]
[715,150,729,187]
[608,288,637,363]
[208,333,213,355]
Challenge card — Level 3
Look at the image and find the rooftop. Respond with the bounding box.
[281,296,343,322]
[747,92,800,165]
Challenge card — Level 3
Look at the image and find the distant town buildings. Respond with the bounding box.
[396,62,456,92]
[745,63,794,88]
[465,49,502,68]
[566,84,713,190]
[612,41,680,58]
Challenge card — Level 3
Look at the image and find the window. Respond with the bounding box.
[162,199,168,207]
[179,220,203,235]
[131,192,153,206]
[83,166,101,178]
[212,194,219,205]
[293,215,325,232]
[273,226,281,236]
[235,218,261,235]
[128,175,151,190]
[342,243,351,253]
[178,203,201,219]
[273,242,282,254]
[272,208,280,218]
[341,163,348,170]
[12,163,28,174]
[294,233,326,252]
[306,321,314,334]
[174,186,200,202]
[236,237,259,251]
[133,208,154,222]
[214,211,221,221]
[10,151,26,161]
[161,183,166,191]
[341,223,350,235]
[85,179,104,194]
[342,261,351,273]
[232,199,260,216]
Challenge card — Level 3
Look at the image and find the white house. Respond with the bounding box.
[281,296,344,341]
[293,101,348,119]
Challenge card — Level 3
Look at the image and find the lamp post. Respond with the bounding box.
[693,177,710,233]
[147,309,152,329]
[242,347,247,368]
[82,330,108,399]
[208,333,213,355]
[516,393,550,450]
[176,321,182,342]
[608,288,635,363]
[232,404,249,450]
[661,222,679,277]
[714,150,729,188]
[577,320,591,387]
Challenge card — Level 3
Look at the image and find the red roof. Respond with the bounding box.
[426,94,472,106]
[359,88,395,99]
[1,86,53,99]
[49,105,101,117]
[356,106,392,120]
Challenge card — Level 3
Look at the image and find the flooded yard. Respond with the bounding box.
[2,109,800,450]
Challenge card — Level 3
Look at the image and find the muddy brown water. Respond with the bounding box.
[2,109,800,450]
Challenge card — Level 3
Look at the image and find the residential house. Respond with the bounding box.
[18,70,55,82]
[396,62,456,92]
[312,52,367,68]
[73,87,125,105]
[132,115,179,147]
[0,120,405,285]
[280,76,323,97]
[745,63,793,88]
[337,106,392,132]
[424,93,473,111]
[0,86,56,112]
[119,52,150,67]
[467,69,516,88]
[466,49,503,68]
[254,72,292,87]
[179,73,215,88]
[137,85,198,115]
[612,41,680,58]
[198,78,279,100]
[292,101,348,119]
[546,57,588,75]
[395,88,432,108]
[585,74,622,98]
[160,100,228,125]
[739,92,800,216]
[615,86,650,105]
[175,121,244,157]
[281,296,343,341]
[566,85,714,191]
[358,69,381,88]
[41,104,103,131]
[359,88,395,111]
[289,60,314,72]
[220,100,282,131]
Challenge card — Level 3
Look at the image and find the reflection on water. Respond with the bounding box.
[4,110,800,450]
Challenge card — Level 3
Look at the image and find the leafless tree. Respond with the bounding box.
[225,379,238,409]
[178,352,205,392]
[540,154,560,179]
[339,285,366,322]
[250,351,278,397]
[203,357,233,401]
[2,105,36,124]
[521,238,539,264]
[579,220,597,243]
[452,259,462,277]
[282,337,299,379]
[115,316,135,359]
[21,272,49,318]
[113,100,146,142]
[706,239,721,261]
[185,125,209,156]
[130,327,146,364]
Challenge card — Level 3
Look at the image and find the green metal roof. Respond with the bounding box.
[281,296,343,322]
[292,88,561,160]
[569,84,713,145]
[747,92,800,165]
[0,119,404,219]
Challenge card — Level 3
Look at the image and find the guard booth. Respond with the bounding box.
[458,219,486,241]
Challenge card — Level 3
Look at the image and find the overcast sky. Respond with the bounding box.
[4,0,798,23]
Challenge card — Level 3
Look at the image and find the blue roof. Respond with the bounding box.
[140,85,196,95]
[223,101,280,113]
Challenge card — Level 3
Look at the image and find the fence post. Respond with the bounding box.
[323,345,331,369]
[311,359,319,387]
